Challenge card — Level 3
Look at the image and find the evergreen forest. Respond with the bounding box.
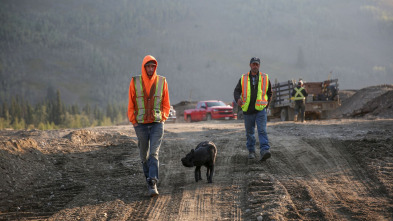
[0,91,126,130]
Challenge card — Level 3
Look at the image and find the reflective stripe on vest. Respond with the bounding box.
[153,76,165,121]
[292,87,305,100]
[134,76,145,123]
[134,75,165,123]
[240,72,269,112]
[242,74,249,105]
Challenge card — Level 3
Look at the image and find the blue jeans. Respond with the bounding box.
[243,109,270,154]
[133,122,164,181]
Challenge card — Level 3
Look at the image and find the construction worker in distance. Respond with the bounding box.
[233,57,272,162]
[128,55,171,197]
[291,80,308,122]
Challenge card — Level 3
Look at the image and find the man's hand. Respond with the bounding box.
[133,123,139,127]
[237,98,243,106]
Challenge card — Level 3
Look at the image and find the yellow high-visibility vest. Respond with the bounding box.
[292,87,306,100]
[240,72,269,112]
[134,75,165,123]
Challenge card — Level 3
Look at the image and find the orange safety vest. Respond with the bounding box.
[241,72,269,112]
[133,75,165,123]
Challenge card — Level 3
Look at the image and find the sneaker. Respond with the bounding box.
[259,150,271,162]
[147,178,159,197]
[248,152,256,159]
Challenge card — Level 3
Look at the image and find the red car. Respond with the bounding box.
[184,100,235,122]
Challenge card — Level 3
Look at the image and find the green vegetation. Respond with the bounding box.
[0,90,127,130]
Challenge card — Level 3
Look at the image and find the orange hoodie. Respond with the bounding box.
[128,55,170,124]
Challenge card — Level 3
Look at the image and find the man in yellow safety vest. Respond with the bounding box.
[233,57,272,162]
[291,80,308,122]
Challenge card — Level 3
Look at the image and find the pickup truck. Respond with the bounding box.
[184,100,235,122]
[269,78,341,121]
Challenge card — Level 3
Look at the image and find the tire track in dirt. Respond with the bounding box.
[263,131,332,219]
[158,123,244,220]
[265,126,392,220]
[267,133,352,219]
[124,123,245,220]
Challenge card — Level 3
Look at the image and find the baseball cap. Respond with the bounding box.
[145,61,157,66]
[250,57,260,64]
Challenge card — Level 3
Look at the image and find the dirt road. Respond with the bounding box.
[1,119,392,220]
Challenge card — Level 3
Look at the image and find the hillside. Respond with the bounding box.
[1,0,392,108]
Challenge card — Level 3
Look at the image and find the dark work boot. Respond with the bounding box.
[146,178,159,197]
[301,113,306,123]
[259,150,271,162]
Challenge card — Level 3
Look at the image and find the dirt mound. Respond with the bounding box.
[330,84,393,118]
[355,90,393,118]
[0,138,39,153]
[63,129,98,145]
[63,129,133,147]
[0,127,140,220]
[0,137,54,199]
[338,90,357,102]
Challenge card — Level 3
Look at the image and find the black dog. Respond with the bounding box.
[181,141,217,183]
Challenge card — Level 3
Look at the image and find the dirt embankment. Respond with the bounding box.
[0,84,393,220]
[331,84,393,119]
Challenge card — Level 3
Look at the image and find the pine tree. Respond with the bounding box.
[10,96,22,123]
[35,103,48,127]
[71,104,80,115]
[94,105,103,122]
[25,103,34,126]
[83,103,91,115]
[53,89,63,125]
[1,103,7,119]
[106,104,114,122]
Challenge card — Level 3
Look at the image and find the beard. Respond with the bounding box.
[146,71,154,78]
[251,67,259,74]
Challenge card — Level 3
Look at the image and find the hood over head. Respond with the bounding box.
[141,55,158,79]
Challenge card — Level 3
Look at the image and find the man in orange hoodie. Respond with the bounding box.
[128,55,170,197]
